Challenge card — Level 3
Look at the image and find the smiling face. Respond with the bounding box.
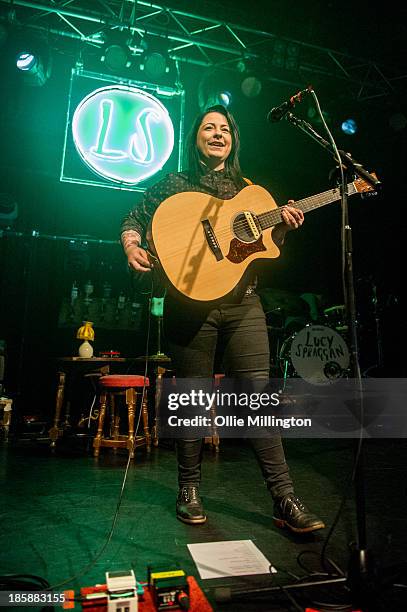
[196,111,232,170]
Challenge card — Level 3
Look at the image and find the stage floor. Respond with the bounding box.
[1,437,406,611]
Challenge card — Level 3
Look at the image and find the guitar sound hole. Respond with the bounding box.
[233,213,261,243]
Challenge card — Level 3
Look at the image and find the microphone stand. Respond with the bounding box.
[284,112,382,609]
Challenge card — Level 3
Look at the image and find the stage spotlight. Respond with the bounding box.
[218,91,232,106]
[285,42,300,71]
[389,112,407,132]
[15,49,50,86]
[140,50,169,78]
[100,30,133,72]
[202,91,232,108]
[139,36,177,83]
[236,58,262,99]
[139,44,172,80]
[16,51,37,71]
[198,69,235,110]
[101,43,131,71]
[341,118,357,135]
[241,76,262,98]
[271,39,300,71]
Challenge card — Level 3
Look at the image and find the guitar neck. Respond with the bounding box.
[259,181,358,229]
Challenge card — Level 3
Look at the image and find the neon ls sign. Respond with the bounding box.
[72,85,174,185]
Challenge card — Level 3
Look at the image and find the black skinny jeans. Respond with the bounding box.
[165,293,294,501]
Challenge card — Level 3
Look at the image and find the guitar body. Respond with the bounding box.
[147,174,375,302]
[149,185,280,302]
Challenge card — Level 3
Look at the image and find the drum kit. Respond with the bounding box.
[258,288,350,386]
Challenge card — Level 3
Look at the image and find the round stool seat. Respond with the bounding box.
[99,375,150,388]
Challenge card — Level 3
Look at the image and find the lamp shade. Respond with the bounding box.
[76,321,95,341]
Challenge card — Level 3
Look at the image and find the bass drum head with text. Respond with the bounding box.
[285,324,350,385]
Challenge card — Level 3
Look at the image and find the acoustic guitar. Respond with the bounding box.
[148,177,376,302]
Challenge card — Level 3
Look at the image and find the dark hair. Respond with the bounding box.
[185,105,243,184]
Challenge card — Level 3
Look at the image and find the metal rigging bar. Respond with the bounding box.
[1,0,406,98]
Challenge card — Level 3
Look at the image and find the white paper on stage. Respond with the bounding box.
[187,539,276,579]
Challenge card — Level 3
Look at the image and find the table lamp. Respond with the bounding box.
[76,321,95,358]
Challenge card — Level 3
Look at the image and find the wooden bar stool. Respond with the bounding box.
[93,374,151,458]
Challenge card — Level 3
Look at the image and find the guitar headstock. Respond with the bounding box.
[353,172,379,196]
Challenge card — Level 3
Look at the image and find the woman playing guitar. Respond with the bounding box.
[120,104,324,534]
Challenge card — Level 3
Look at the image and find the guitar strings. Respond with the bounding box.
[222,185,349,234]
[158,185,355,259]
[200,186,348,238]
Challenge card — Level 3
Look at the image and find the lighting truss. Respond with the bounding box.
[1,0,406,101]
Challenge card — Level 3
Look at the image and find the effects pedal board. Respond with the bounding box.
[147,566,190,610]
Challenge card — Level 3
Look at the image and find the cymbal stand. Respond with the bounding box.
[362,278,384,377]
[370,279,384,371]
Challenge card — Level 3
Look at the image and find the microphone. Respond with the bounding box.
[267,85,313,123]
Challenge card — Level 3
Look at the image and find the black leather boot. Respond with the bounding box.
[176,486,207,525]
[273,493,325,534]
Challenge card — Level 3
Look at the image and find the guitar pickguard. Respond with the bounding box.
[226,237,266,263]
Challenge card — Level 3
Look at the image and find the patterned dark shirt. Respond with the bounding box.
[121,168,248,240]
[121,168,261,300]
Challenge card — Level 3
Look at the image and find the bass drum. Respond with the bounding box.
[279,324,350,385]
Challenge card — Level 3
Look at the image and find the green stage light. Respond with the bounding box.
[241,76,262,98]
[101,43,131,71]
[140,51,169,79]
[199,90,232,109]
[218,91,232,107]
[16,51,37,71]
[15,48,51,86]
[138,36,172,81]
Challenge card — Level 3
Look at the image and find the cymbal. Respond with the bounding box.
[324,304,345,315]
[134,354,171,362]
[258,288,309,316]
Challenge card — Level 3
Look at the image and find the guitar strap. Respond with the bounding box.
[241,177,258,294]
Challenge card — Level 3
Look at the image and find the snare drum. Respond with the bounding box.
[279,324,350,385]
